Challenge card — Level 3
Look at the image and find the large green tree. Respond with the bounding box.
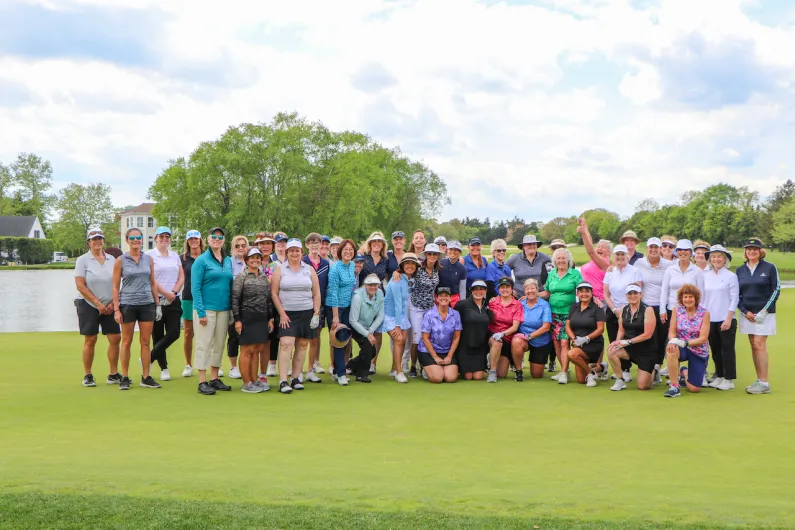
[7,153,54,221]
[51,183,115,255]
[148,113,449,241]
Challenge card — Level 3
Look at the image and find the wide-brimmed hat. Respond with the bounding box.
[620,230,641,243]
[743,238,763,249]
[329,324,352,348]
[676,239,693,252]
[705,244,732,262]
[400,253,420,266]
[363,273,381,285]
[518,235,539,249]
[255,234,275,244]
[549,238,566,249]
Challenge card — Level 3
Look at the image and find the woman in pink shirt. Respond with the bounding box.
[576,217,611,304]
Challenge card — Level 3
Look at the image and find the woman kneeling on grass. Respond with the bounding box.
[112,227,160,390]
[607,283,657,391]
[456,280,491,380]
[511,279,552,381]
[486,277,523,383]
[564,282,606,386]
[232,247,274,394]
[419,286,462,383]
[663,284,711,398]
[347,274,385,383]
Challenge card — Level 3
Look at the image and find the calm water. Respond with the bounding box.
[0,270,792,333]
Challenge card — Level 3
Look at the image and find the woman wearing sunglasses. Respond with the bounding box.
[485,239,512,299]
[112,227,160,390]
[225,235,250,380]
[660,236,677,261]
[191,227,234,395]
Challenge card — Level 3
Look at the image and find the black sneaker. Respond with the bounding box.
[82,374,96,387]
[106,373,122,385]
[279,381,293,394]
[198,381,216,395]
[408,366,418,378]
[291,377,305,390]
[210,378,231,391]
[140,375,161,388]
[119,376,132,391]
[356,375,372,383]
[547,359,556,373]
[515,370,524,382]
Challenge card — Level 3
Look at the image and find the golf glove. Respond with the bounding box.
[491,332,504,342]
[573,336,590,347]
[668,338,686,348]
[755,309,768,324]
[310,314,320,329]
[155,306,163,321]
[618,339,630,348]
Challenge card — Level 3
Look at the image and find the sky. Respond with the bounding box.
[1,0,794,223]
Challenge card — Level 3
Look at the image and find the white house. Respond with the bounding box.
[119,203,157,252]
[0,216,46,239]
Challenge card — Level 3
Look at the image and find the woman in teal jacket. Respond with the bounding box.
[191,227,234,395]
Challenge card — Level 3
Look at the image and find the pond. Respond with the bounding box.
[0,270,792,333]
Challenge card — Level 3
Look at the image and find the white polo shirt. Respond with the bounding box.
[147,248,182,294]
[660,262,705,312]
[634,257,673,307]
[702,266,739,322]
[604,264,643,308]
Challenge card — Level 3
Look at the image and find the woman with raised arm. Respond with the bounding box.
[112,227,160,391]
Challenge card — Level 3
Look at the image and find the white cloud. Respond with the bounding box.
[0,0,793,220]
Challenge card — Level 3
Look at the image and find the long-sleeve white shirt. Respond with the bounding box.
[634,257,673,307]
[702,266,739,322]
[660,262,705,312]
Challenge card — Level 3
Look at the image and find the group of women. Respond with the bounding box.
[74,222,780,397]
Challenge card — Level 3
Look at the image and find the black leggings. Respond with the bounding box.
[709,320,737,379]
[151,300,182,369]
[349,330,375,378]
[227,321,239,358]
[269,313,280,361]
[652,307,670,366]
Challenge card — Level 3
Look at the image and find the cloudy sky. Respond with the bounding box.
[1,0,794,222]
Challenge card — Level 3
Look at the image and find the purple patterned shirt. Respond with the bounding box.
[675,304,709,358]
[418,306,462,354]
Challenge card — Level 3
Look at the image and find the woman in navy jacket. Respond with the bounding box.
[735,238,779,395]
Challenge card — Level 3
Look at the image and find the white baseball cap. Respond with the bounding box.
[613,244,628,254]
[285,238,303,250]
[647,237,662,247]
[676,239,693,251]
[424,243,441,254]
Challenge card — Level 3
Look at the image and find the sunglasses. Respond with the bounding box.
[210,235,225,240]
[128,235,142,241]
[234,244,247,249]
[662,243,675,248]
[494,249,506,253]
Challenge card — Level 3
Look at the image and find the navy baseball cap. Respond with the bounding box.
[321,235,330,243]
[274,234,288,243]
[354,254,366,262]
[469,237,481,246]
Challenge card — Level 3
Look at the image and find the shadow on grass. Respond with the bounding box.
[0,492,781,529]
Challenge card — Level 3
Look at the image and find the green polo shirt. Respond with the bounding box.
[544,268,583,315]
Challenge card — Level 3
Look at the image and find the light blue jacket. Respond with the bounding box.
[384,274,409,321]
[349,286,385,336]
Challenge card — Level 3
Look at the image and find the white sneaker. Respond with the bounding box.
[297,372,304,383]
[160,368,171,381]
[388,370,397,378]
[182,365,192,377]
[623,370,632,382]
[345,368,352,375]
[229,366,241,379]
[702,373,709,387]
[369,363,376,374]
[312,361,325,374]
[266,363,276,377]
[716,379,735,391]
[395,372,408,384]
[597,362,609,380]
[708,377,723,388]
[401,351,411,373]
[306,371,322,383]
[611,378,627,391]
[421,368,428,380]
[585,373,597,387]
[551,372,562,381]
[558,372,568,384]
[338,375,349,386]
[332,373,339,382]
[218,368,224,377]
[660,366,669,377]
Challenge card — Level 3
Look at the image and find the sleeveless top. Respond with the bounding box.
[120,252,155,306]
[279,261,314,311]
[622,302,656,354]
[675,305,709,358]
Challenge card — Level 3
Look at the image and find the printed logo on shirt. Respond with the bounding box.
[760,273,767,277]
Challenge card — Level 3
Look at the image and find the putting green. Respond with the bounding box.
[1,297,792,529]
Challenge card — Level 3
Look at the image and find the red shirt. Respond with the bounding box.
[488,297,523,339]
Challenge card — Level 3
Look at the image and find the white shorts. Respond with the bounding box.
[739,314,776,336]
[409,301,427,346]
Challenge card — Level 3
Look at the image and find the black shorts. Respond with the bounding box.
[499,341,513,358]
[238,311,270,345]
[76,299,120,336]
[418,350,458,367]
[528,342,554,365]
[626,344,657,374]
[278,309,319,340]
[119,303,156,324]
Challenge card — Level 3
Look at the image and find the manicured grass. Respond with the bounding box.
[1,298,793,528]
[0,262,75,270]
